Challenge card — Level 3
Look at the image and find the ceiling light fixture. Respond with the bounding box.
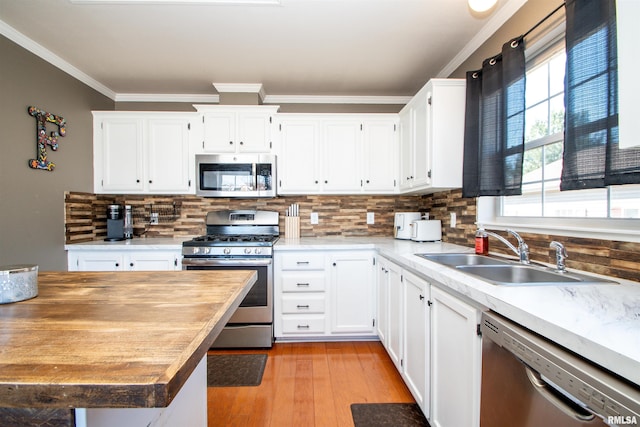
[468,0,498,13]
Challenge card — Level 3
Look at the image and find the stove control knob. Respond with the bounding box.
[255,248,262,254]
[192,247,200,255]
[223,248,231,255]
[244,248,252,254]
[203,247,211,254]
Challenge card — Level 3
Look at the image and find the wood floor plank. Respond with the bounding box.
[207,341,415,427]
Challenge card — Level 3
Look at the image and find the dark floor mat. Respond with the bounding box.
[351,403,430,427]
[207,354,267,387]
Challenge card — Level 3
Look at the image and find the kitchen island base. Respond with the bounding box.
[75,356,206,427]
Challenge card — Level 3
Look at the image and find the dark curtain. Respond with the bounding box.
[561,0,640,190]
[462,37,526,198]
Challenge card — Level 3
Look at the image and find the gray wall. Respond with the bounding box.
[0,35,113,271]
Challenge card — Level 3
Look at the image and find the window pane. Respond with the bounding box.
[544,183,607,217]
[610,184,640,218]
[523,146,543,180]
[544,142,563,180]
[549,95,564,135]
[503,183,542,216]
[549,51,566,95]
[525,102,549,142]
[526,63,548,107]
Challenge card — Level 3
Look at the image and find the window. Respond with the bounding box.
[480,25,640,241]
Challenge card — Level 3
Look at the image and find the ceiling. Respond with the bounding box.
[0,0,525,102]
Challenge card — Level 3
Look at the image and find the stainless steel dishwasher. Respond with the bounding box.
[480,311,640,427]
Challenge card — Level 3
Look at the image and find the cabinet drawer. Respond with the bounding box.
[281,272,326,292]
[281,316,326,334]
[279,253,325,270]
[281,294,325,314]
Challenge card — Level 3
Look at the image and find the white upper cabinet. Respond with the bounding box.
[93,112,195,194]
[275,114,398,195]
[195,105,279,153]
[617,0,640,149]
[399,79,466,193]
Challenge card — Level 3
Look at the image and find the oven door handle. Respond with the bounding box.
[182,257,272,267]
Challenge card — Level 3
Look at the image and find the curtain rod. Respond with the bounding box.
[522,2,566,40]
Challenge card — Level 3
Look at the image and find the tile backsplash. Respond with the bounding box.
[65,190,639,282]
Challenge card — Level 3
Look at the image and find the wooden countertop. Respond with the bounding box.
[0,270,256,409]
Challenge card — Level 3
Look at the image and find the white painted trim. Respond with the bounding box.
[115,93,220,103]
[437,0,529,77]
[213,83,266,101]
[0,20,117,100]
[263,94,412,105]
[70,0,281,4]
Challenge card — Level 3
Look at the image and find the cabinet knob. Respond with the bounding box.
[366,180,370,184]
[115,263,119,267]
[229,141,233,145]
[240,141,244,145]
[315,180,319,184]
[148,180,152,184]
[130,262,134,267]
[136,179,140,183]
[332,262,337,266]
[325,180,328,184]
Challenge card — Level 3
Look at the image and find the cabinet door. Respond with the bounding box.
[277,118,321,194]
[322,120,362,192]
[362,119,398,193]
[74,252,124,271]
[376,258,390,344]
[412,93,430,188]
[399,106,413,191]
[403,271,430,417]
[237,112,273,153]
[127,251,180,271]
[386,260,403,370]
[147,118,191,193]
[329,252,375,334]
[99,118,144,192]
[430,286,481,427]
[202,112,236,153]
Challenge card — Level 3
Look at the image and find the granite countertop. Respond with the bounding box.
[0,270,256,408]
[65,236,640,387]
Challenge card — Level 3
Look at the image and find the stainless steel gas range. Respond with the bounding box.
[182,210,279,348]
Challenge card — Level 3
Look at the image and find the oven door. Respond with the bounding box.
[182,257,272,324]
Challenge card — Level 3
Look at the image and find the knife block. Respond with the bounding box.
[285,216,300,239]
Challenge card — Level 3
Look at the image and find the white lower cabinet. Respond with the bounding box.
[274,250,376,339]
[402,270,430,417]
[68,249,181,271]
[376,256,482,427]
[430,285,482,427]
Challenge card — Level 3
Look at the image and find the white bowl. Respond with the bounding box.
[0,264,38,304]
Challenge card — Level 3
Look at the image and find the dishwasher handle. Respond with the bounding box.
[525,366,595,422]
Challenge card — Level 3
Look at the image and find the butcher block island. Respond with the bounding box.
[0,270,257,427]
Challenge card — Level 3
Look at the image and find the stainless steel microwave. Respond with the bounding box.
[195,154,277,198]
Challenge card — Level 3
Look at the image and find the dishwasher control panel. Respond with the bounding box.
[481,311,640,423]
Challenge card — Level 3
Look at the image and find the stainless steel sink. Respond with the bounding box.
[415,252,617,286]
[455,264,617,286]
[415,253,512,267]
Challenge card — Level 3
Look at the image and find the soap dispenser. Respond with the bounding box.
[475,227,489,255]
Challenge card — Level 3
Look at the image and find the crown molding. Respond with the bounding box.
[0,19,117,100]
[115,93,220,103]
[263,94,412,105]
[437,0,528,77]
[213,83,266,101]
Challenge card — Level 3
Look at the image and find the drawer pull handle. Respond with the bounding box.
[297,324,310,329]
[297,283,310,287]
[297,305,310,309]
[296,261,310,265]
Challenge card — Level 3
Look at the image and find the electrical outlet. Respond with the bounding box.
[366,212,375,224]
[310,212,319,225]
[450,212,457,228]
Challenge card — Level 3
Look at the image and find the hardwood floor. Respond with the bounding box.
[207,341,415,427]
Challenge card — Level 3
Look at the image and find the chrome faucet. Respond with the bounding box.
[549,241,568,272]
[483,229,530,264]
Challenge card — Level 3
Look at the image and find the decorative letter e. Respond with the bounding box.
[28,106,66,171]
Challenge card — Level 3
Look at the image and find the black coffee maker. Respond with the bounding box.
[105,204,125,241]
